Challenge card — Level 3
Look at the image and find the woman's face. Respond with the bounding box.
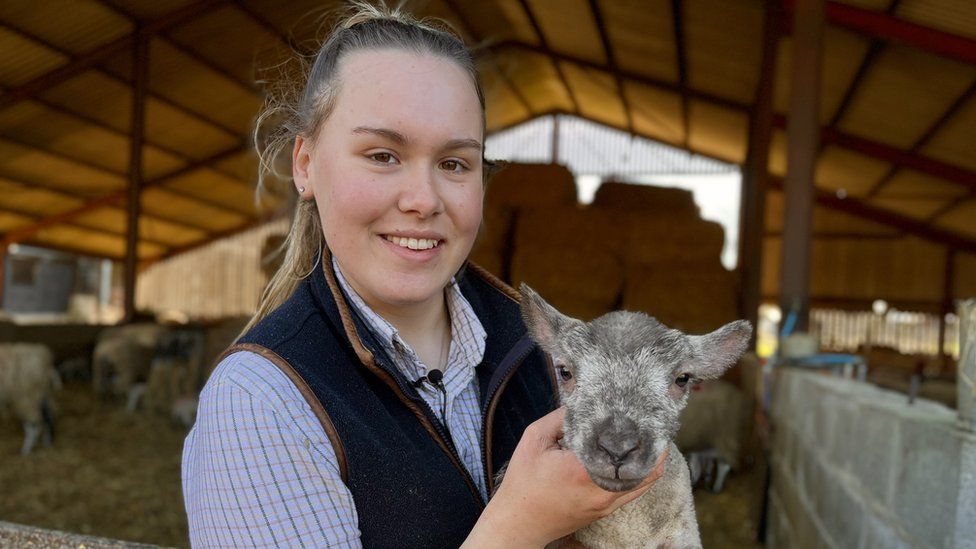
[293,48,484,311]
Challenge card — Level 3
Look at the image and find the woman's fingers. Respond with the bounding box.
[528,407,566,449]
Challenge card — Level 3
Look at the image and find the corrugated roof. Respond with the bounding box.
[0,0,970,272]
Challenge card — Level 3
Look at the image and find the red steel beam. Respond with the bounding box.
[139,216,270,269]
[0,0,227,111]
[2,141,249,246]
[768,177,976,254]
[770,113,976,193]
[516,0,580,114]
[824,1,976,66]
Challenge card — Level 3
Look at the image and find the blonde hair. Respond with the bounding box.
[245,1,491,334]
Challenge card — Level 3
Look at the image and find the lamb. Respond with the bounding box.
[675,379,749,492]
[0,343,61,455]
[517,284,751,548]
[91,324,161,408]
[144,330,204,417]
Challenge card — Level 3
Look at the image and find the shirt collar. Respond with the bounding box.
[331,256,486,381]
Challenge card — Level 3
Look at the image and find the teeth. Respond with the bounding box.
[384,235,440,250]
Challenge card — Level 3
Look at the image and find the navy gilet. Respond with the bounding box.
[228,252,558,549]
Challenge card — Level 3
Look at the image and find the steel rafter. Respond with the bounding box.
[670,0,690,148]
[441,0,536,118]
[516,0,580,114]
[768,177,976,254]
[0,0,229,112]
[823,0,976,66]
[589,0,634,135]
[486,42,976,193]
[3,141,250,246]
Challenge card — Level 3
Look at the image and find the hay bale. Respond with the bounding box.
[472,163,579,281]
[468,208,509,277]
[513,206,627,257]
[485,163,578,211]
[624,215,725,265]
[510,206,625,320]
[622,263,739,334]
[592,182,699,216]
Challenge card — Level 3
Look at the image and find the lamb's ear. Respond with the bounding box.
[519,283,577,352]
[686,320,753,379]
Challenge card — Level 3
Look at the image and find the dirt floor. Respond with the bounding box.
[0,383,188,547]
[1,383,766,548]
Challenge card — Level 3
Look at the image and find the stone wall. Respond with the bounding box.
[767,369,976,548]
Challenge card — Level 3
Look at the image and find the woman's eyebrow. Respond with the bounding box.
[352,126,481,152]
[353,126,408,145]
[442,138,483,153]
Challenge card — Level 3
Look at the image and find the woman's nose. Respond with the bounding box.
[397,166,444,218]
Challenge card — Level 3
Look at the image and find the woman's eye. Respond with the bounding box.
[441,159,468,173]
[369,152,397,164]
[557,365,573,381]
[675,373,692,388]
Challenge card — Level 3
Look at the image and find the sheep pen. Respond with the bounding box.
[1,337,763,547]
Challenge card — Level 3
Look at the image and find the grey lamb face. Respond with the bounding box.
[519,284,752,492]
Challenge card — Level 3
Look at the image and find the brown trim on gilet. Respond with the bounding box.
[321,249,484,506]
[213,343,349,483]
[465,260,561,396]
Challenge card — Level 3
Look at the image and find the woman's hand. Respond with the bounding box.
[463,407,668,548]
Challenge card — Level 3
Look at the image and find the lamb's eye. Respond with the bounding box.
[675,373,692,388]
[557,365,573,381]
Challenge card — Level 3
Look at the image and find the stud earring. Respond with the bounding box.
[298,186,306,193]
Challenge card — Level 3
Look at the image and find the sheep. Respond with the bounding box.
[515,284,751,548]
[0,343,61,455]
[171,395,199,428]
[91,324,162,407]
[675,379,749,493]
[144,330,203,416]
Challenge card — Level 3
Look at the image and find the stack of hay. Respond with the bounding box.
[469,163,577,278]
[472,170,739,330]
[591,182,739,334]
[510,206,625,320]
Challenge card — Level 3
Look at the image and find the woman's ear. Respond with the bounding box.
[292,136,313,199]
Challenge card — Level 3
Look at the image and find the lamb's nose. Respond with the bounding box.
[596,418,640,465]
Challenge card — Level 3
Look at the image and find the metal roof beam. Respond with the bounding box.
[488,42,976,192]
[2,141,250,246]
[0,134,257,218]
[0,0,228,112]
[0,205,176,249]
[516,0,581,114]
[868,77,976,197]
[669,0,690,148]
[823,1,976,66]
[22,96,249,184]
[442,0,536,118]
[589,0,634,135]
[0,175,221,234]
[768,177,976,254]
[139,216,270,269]
[90,0,261,96]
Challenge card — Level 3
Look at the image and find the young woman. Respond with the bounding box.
[181,3,663,547]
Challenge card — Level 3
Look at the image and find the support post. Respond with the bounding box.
[739,0,781,347]
[551,114,560,164]
[778,0,824,331]
[0,241,7,311]
[124,32,149,323]
[939,248,956,372]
